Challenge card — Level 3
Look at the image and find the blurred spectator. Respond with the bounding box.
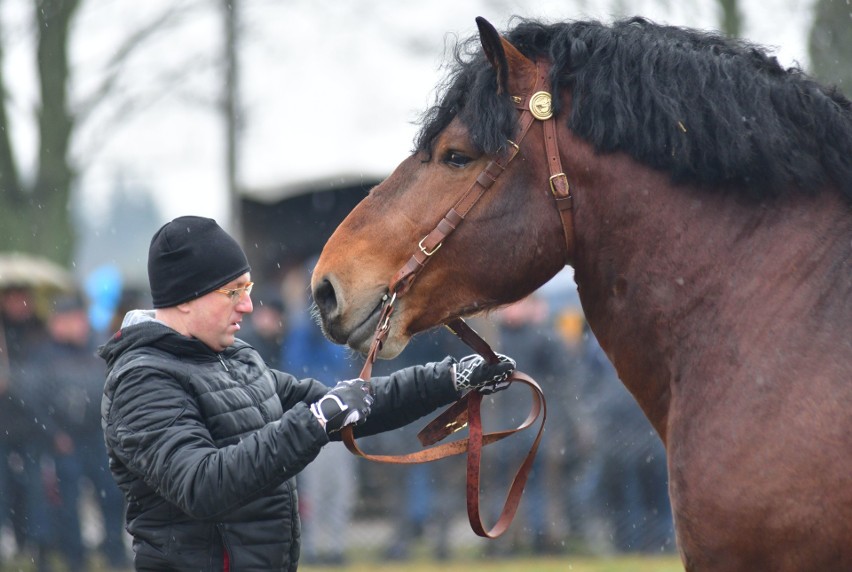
[576,335,675,554]
[372,327,471,561]
[486,294,594,555]
[30,293,129,570]
[281,264,359,566]
[106,288,150,340]
[238,285,287,369]
[0,287,52,570]
[84,265,124,336]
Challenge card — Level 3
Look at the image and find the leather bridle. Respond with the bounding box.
[340,60,575,539]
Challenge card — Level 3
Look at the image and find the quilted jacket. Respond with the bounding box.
[100,310,458,571]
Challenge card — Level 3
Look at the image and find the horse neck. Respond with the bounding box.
[568,150,851,443]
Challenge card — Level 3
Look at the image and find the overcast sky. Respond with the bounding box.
[2,0,816,227]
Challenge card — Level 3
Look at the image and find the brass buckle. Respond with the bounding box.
[504,140,520,162]
[378,292,397,332]
[549,173,569,196]
[419,236,442,256]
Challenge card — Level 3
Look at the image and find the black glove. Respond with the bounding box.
[310,379,374,434]
[452,353,516,394]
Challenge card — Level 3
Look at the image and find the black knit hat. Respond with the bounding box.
[148,216,250,308]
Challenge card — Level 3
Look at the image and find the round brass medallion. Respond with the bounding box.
[529,91,553,120]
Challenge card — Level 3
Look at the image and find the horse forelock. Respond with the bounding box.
[416,16,852,202]
[415,37,517,158]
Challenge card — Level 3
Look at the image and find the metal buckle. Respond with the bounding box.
[503,140,521,163]
[549,173,569,196]
[378,292,397,332]
[418,236,442,256]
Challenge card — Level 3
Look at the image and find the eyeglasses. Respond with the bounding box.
[215,281,254,302]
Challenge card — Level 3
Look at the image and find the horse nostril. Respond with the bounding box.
[313,278,338,318]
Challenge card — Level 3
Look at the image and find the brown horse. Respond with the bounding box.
[311,16,852,571]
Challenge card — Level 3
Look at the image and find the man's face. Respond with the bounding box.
[49,309,90,346]
[184,273,253,352]
[1,289,35,322]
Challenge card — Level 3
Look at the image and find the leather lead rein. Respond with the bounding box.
[341,60,571,538]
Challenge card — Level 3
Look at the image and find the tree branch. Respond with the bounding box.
[0,13,22,202]
[75,1,207,122]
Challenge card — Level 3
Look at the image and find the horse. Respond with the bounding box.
[310,16,852,571]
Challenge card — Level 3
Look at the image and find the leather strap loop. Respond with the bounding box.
[467,371,545,538]
[476,160,506,188]
[341,373,542,463]
[342,369,546,538]
[345,318,546,539]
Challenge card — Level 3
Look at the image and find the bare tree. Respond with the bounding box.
[0,1,201,265]
[223,0,243,240]
[0,0,81,262]
[717,0,742,37]
[809,0,852,93]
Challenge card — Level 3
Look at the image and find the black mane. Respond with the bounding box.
[416,17,852,201]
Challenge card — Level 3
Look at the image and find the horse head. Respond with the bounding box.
[311,18,569,358]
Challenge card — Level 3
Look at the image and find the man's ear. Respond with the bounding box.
[476,16,536,96]
[175,301,192,314]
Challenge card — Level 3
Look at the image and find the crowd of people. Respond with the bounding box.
[0,287,131,571]
[0,245,674,570]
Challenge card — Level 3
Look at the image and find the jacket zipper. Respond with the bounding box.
[217,523,231,571]
[217,353,229,371]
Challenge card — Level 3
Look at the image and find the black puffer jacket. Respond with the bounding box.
[99,310,459,571]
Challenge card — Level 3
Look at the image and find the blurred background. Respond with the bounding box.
[0,0,848,570]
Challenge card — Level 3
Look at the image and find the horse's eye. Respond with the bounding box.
[444,150,472,168]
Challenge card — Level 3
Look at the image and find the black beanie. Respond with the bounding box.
[148,216,251,308]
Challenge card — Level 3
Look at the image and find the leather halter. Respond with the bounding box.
[386,62,575,303]
[341,61,573,538]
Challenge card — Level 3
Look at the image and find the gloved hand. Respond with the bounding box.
[310,379,374,434]
[452,353,516,394]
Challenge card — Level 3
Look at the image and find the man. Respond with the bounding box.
[31,293,129,569]
[490,294,592,554]
[237,286,286,370]
[99,215,514,571]
[0,287,52,570]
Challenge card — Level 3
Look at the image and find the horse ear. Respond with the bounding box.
[476,16,535,96]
